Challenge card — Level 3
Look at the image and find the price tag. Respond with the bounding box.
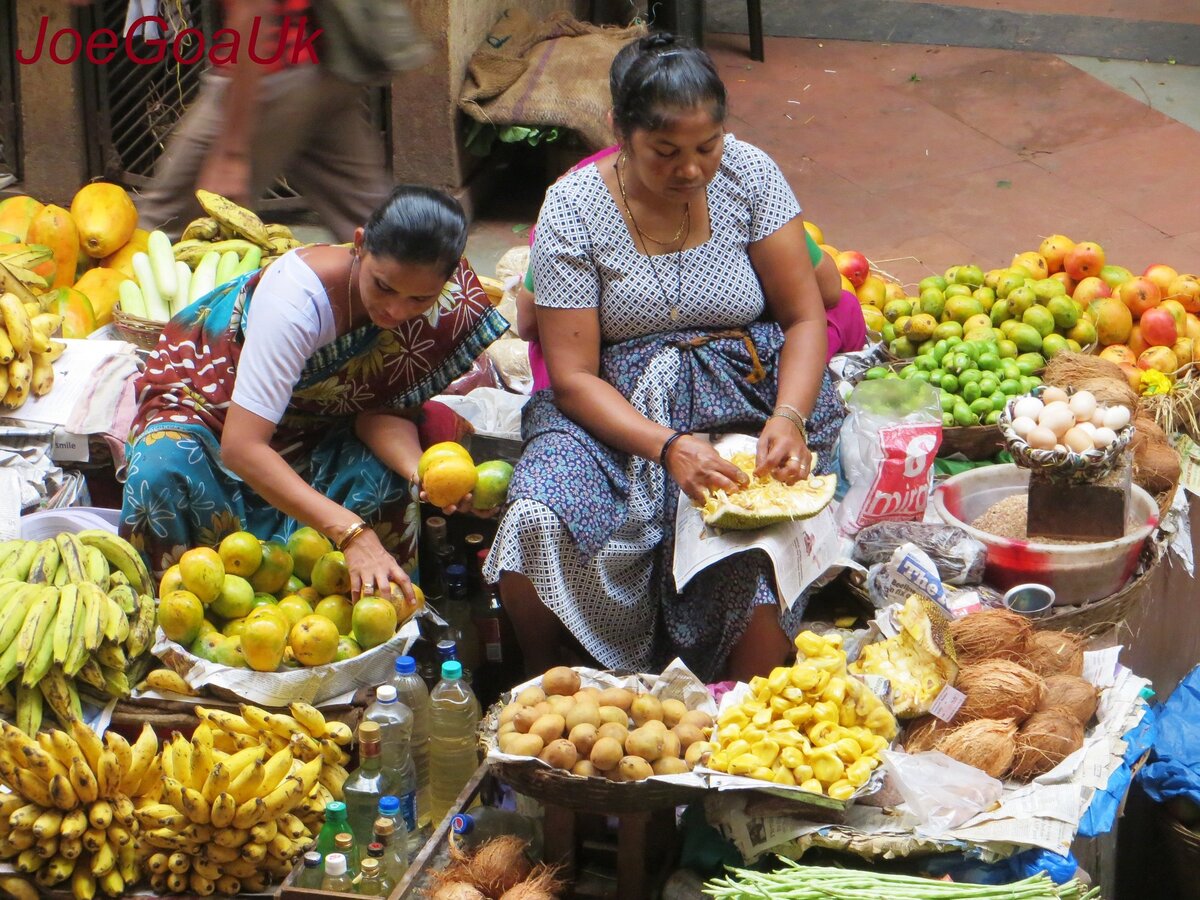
[929,684,966,722]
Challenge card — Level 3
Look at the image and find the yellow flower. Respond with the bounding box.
[197,511,243,549]
[1140,369,1173,396]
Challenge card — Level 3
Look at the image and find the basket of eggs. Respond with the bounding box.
[998,385,1134,481]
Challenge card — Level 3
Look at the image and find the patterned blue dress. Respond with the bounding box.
[482,137,846,682]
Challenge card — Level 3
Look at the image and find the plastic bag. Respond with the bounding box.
[853,521,987,585]
[882,748,1004,833]
[837,379,943,536]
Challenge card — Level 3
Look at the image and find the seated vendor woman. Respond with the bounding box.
[482,33,848,684]
[120,185,508,599]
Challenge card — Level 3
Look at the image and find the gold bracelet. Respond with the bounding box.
[769,410,808,440]
[337,522,369,552]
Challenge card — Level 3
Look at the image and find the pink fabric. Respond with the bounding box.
[826,289,868,361]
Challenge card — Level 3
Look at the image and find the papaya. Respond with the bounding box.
[70,267,128,327]
[101,228,150,278]
[0,243,56,286]
[26,205,79,290]
[71,182,138,258]
[0,196,45,243]
[49,287,97,339]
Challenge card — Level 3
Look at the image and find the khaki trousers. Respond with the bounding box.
[135,65,392,242]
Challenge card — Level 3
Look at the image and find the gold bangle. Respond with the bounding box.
[337,522,369,552]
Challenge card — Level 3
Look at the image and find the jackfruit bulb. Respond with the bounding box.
[700,452,837,531]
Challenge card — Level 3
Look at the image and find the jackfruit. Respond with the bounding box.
[700,452,836,530]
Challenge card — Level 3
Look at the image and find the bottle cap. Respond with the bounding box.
[335,833,354,850]
[376,685,397,703]
[465,533,484,547]
[437,639,458,659]
[446,563,467,579]
[358,720,381,742]
[395,655,417,674]
[361,858,380,875]
[368,842,385,857]
[442,660,463,680]
[374,817,395,837]
[303,851,322,867]
[325,853,347,876]
[326,800,347,817]
[378,796,400,817]
[451,813,475,835]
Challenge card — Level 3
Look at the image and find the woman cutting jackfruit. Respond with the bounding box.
[483,34,847,684]
[120,186,508,597]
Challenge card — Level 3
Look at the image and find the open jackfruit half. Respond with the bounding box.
[700,451,837,530]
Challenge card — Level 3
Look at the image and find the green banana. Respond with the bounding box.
[100,665,130,699]
[75,532,153,596]
[0,638,22,689]
[107,570,129,588]
[16,586,59,671]
[79,583,106,653]
[21,602,58,687]
[52,563,68,587]
[83,546,110,587]
[55,533,87,585]
[0,582,35,653]
[26,539,61,585]
[76,658,106,691]
[0,685,13,715]
[126,594,156,659]
[16,682,42,736]
[95,642,126,671]
[52,585,81,665]
[99,592,121,643]
[0,539,24,570]
[39,665,79,727]
[107,584,136,616]
[0,541,39,581]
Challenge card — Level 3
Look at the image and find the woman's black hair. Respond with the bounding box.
[362,184,469,277]
[611,32,726,136]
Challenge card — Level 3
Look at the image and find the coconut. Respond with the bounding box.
[1011,707,1085,780]
[467,835,533,897]
[1134,439,1182,495]
[1043,354,1138,411]
[902,715,954,753]
[1025,631,1085,677]
[955,659,1043,722]
[935,718,1017,779]
[1039,674,1099,724]
[948,609,1033,664]
[498,864,567,900]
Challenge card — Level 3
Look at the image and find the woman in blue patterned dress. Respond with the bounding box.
[482,34,847,683]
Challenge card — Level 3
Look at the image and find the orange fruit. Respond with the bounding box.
[351,595,399,650]
[178,547,224,605]
[212,635,249,669]
[218,531,262,578]
[245,604,290,633]
[159,565,184,598]
[190,632,225,663]
[223,616,250,638]
[240,617,287,672]
[314,594,354,635]
[417,441,473,480]
[286,526,333,583]
[311,551,351,597]
[249,541,294,595]
[289,614,340,666]
[423,457,477,508]
[297,586,321,605]
[159,590,205,645]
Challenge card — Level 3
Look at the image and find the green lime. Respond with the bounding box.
[940,374,960,394]
[985,410,1002,425]
[912,370,931,383]
[997,340,1018,360]
[962,381,982,404]
[978,374,999,395]
[864,366,889,380]
[1019,376,1038,393]
[959,370,983,385]
[940,392,956,413]
[991,392,1009,411]
[945,336,963,347]
[1000,360,1022,381]
[900,364,919,379]
[978,353,1001,372]
[943,412,956,428]
[919,275,948,294]
[999,378,1022,395]
[473,459,515,511]
[915,355,938,372]
[970,397,994,417]
[954,406,979,427]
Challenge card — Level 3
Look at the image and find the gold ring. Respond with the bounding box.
[362,582,374,592]
[788,456,802,463]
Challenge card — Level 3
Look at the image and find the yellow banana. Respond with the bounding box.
[31,808,64,840]
[98,867,123,897]
[228,759,264,805]
[263,712,306,741]
[117,840,136,884]
[189,872,216,896]
[180,217,221,242]
[89,839,115,876]
[59,836,82,860]
[181,786,211,825]
[257,747,294,795]
[105,823,131,848]
[135,803,185,831]
[101,732,130,780]
[277,812,308,841]
[199,761,230,804]
[81,827,106,853]
[68,718,104,779]
[209,792,236,829]
[0,327,12,365]
[71,866,96,900]
[323,720,353,746]
[293,756,323,795]
[116,722,157,796]
[160,775,187,812]
[86,799,113,831]
[140,669,194,695]
[240,840,266,863]
[96,749,120,800]
[59,808,87,841]
[237,703,271,732]
[260,774,306,818]
[136,756,163,800]
[194,191,272,249]
[231,797,265,830]
[196,705,255,736]
[192,857,221,881]
[166,871,187,893]
[202,841,241,862]
[288,730,322,761]
[145,852,169,875]
[249,818,277,844]
[7,802,43,831]
[47,773,79,811]
[110,795,134,829]
[0,292,32,355]
[215,874,241,896]
[168,734,192,789]
[12,767,54,806]
[3,353,31,408]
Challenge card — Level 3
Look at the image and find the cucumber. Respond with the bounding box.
[117,278,147,319]
[215,250,240,287]
[232,246,262,278]
[132,252,170,322]
[170,262,192,316]
[146,230,178,302]
[189,251,220,304]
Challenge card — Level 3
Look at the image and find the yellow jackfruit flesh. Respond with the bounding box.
[700,452,837,530]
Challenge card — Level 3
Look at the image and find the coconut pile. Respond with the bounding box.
[901,609,1099,781]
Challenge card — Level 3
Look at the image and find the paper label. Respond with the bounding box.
[51,430,90,463]
[929,684,967,722]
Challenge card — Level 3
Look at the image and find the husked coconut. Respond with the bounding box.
[948,609,1032,664]
[955,660,1043,722]
[1011,707,1085,780]
[1038,674,1099,724]
[935,718,1017,779]
[1025,631,1085,677]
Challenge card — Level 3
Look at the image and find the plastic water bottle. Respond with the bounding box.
[373,816,410,881]
[392,655,433,830]
[365,686,418,836]
[316,800,349,858]
[343,721,389,846]
[296,851,323,888]
[429,660,481,825]
[320,853,351,892]
[451,809,543,859]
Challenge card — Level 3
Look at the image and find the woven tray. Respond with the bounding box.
[1030,540,1164,638]
[112,305,164,351]
[939,424,1006,460]
[998,385,1134,480]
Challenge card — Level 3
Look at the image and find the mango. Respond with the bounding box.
[26,204,79,289]
[71,182,138,258]
[70,267,129,326]
[0,196,45,242]
[49,287,97,339]
[101,228,150,278]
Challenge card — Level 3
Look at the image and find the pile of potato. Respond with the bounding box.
[496,666,715,782]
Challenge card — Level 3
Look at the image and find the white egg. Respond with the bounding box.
[1103,405,1131,431]
[1064,426,1094,454]
[1038,402,1077,438]
[1091,408,1107,427]
[1076,421,1097,437]
[1068,391,1097,421]
[1011,416,1038,438]
[1026,426,1059,451]
[1042,386,1070,405]
[1013,396,1044,421]
[1094,426,1118,448]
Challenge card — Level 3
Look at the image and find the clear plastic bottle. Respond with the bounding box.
[334,832,359,873]
[321,853,351,892]
[451,809,543,860]
[365,686,418,836]
[372,817,410,882]
[429,660,481,825]
[317,800,349,858]
[296,850,323,888]
[356,857,390,896]
[343,721,388,846]
[392,655,433,831]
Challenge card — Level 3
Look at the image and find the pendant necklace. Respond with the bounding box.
[617,154,689,323]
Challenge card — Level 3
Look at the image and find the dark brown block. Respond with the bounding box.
[1026,465,1130,542]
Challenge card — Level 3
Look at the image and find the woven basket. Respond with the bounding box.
[1031,543,1163,637]
[998,385,1134,481]
[940,424,1005,460]
[1165,816,1200,900]
[112,305,165,351]
[488,758,705,813]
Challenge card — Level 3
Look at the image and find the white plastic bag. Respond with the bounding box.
[882,748,1003,832]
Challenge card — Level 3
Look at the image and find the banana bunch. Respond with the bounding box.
[0,531,158,733]
[0,718,150,898]
[194,700,352,832]
[0,291,65,410]
[136,717,322,895]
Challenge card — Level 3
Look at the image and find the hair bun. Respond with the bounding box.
[642,32,681,52]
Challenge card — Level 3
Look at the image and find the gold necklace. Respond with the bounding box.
[617,153,690,248]
[616,155,689,323]
[345,252,360,331]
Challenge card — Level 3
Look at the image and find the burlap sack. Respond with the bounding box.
[459,9,647,150]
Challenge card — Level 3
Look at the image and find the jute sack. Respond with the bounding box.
[459,9,647,150]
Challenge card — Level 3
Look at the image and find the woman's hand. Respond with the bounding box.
[413,477,500,519]
[756,416,812,484]
[344,528,416,604]
[665,434,749,504]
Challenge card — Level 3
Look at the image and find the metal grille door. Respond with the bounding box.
[0,1,19,179]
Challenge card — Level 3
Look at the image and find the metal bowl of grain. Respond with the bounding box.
[930,464,1157,606]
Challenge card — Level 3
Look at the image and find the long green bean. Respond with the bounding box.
[703,858,1102,900]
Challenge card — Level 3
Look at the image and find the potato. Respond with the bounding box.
[542,666,582,697]
[598,705,630,726]
[498,721,517,737]
[630,695,664,727]
[529,713,567,746]
[661,730,681,760]
[685,740,714,768]
[539,738,578,771]
[568,723,599,757]
[516,686,546,707]
[679,709,714,731]
[625,725,665,762]
[546,695,576,719]
[499,703,525,725]
[564,702,601,732]
[596,688,635,711]
[619,756,654,782]
[501,733,545,757]
[597,723,629,745]
[652,757,689,776]
[573,688,602,704]
[513,707,540,735]
[571,760,598,778]
[532,701,551,719]
[661,699,688,729]
[640,719,669,735]
[589,737,624,771]
[672,723,705,750]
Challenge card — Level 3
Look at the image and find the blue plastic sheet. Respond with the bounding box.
[1139,664,1200,804]
[1080,706,1158,836]
[921,849,1080,886]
